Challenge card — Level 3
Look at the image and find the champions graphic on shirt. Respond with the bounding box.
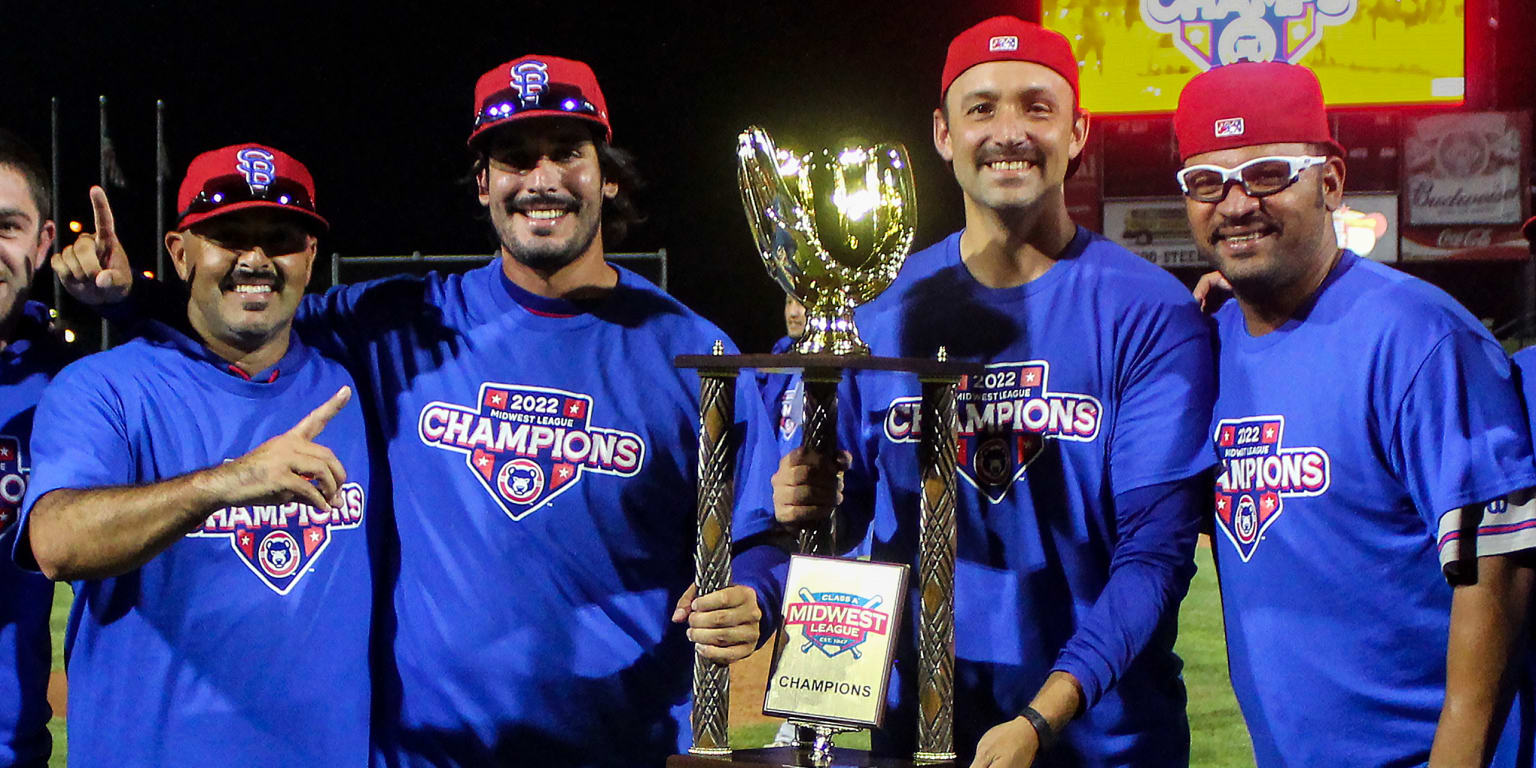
[783,588,891,659]
[187,481,366,595]
[0,435,26,534]
[418,382,646,521]
[1213,416,1331,561]
[884,361,1102,503]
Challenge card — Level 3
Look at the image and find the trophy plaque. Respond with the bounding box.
[669,127,979,767]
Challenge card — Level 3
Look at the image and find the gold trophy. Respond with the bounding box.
[672,126,971,767]
[736,126,916,355]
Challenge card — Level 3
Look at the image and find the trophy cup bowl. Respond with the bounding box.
[737,126,917,356]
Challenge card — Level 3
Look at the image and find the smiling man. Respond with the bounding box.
[13,145,375,766]
[773,16,1215,767]
[1177,62,1536,768]
[55,56,780,767]
[0,128,64,768]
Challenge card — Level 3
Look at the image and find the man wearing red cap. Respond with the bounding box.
[1176,61,1536,768]
[55,56,778,766]
[16,144,376,765]
[775,16,1215,767]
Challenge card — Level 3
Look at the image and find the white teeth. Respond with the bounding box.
[1225,232,1266,244]
[525,209,566,220]
[988,161,1030,171]
[234,285,273,294]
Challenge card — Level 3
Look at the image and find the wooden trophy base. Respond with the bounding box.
[667,746,952,767]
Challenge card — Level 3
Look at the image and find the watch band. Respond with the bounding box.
[1021,706,1057,751]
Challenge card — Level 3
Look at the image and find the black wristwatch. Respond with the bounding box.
[1021,706,1058,751]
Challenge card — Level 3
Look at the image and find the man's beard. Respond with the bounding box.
[501,209,602,272]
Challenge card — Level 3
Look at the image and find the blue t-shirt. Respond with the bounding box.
[13,324,374,766]
[838,228,1216,765]
[296,261,779,767]
[757,335,804,445]
[0,302,68,767]
[1211,252,1536,768]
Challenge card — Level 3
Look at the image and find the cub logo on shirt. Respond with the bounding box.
[0,435,27,535]
[188,481,366,595]
[418,382,647,521]
[783,588,891,659]
[1213,416,1330,561]
[884,361,1102,503]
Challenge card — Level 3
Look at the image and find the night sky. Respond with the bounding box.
[10,0,1533,348]
[12,0,1047,350]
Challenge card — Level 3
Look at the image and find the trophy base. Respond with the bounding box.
[667,746,952,767]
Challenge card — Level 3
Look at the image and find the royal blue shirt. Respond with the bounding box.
[0,302,68,767]
[13,324,374,766]
[1211,252,1536,768]
[837,228,1215,765]
[296,261,780,767]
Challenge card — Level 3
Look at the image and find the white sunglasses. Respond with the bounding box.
[1177,155,1329,203]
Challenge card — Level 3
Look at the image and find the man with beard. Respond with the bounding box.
[1177,62,1536,767]
[0,128,65,768]
[57,56,777,766]
[773,17,1215,767]
[16,144,376,766]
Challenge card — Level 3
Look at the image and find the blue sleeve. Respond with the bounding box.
[1392,329,1536,523]
[1107,306,1218,495]
[11,364,134,571]
[1049,472,1206,708]
[730,369,795,641]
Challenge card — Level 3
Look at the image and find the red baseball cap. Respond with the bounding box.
[1524,216,1535,243]
[468,55,612,147]
[1174,61,1344,161]
[940,16,1079,107]
[175,143,328,232]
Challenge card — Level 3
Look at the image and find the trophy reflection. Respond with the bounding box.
[736,126,916,355]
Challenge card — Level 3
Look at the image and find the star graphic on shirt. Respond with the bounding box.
[0,509,12,527]
[488,391,507,407]
[240,532,252,547]
[1263,424,1278,441]
[1260,493,1279,513]
[476,454,492,468]
[565,400,585,418]
[557,465,573,480]
[1215,496,1229,513]
[309,529,323,543]
[1022,368,1041,386]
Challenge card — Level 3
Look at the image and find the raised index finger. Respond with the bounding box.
[290,386,352,440]
[90,186,117,247]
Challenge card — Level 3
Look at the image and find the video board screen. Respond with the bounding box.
[1043,0,1465,114]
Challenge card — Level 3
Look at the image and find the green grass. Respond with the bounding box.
[1177,545,1255,768]
[39,547,1251,767]
[47,582,69,768]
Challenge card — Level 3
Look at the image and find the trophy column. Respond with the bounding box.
[689,344,738,757]
[914,362,960,763]
[795,370,842,556]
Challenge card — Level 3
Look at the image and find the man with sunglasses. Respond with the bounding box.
[16,144,376,766]
[774,17,1215,767]
[55,56,778,766]
[1176,62,1536,767]
[0,128,65,768]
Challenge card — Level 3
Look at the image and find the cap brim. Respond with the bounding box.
[467,110,612,147]
[1524,216,1535,241]
[178,200,330,233]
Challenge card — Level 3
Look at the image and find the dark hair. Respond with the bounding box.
[0,128,52,224]
[468,126,647,247]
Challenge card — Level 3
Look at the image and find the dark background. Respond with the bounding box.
[7,0,1534,350]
